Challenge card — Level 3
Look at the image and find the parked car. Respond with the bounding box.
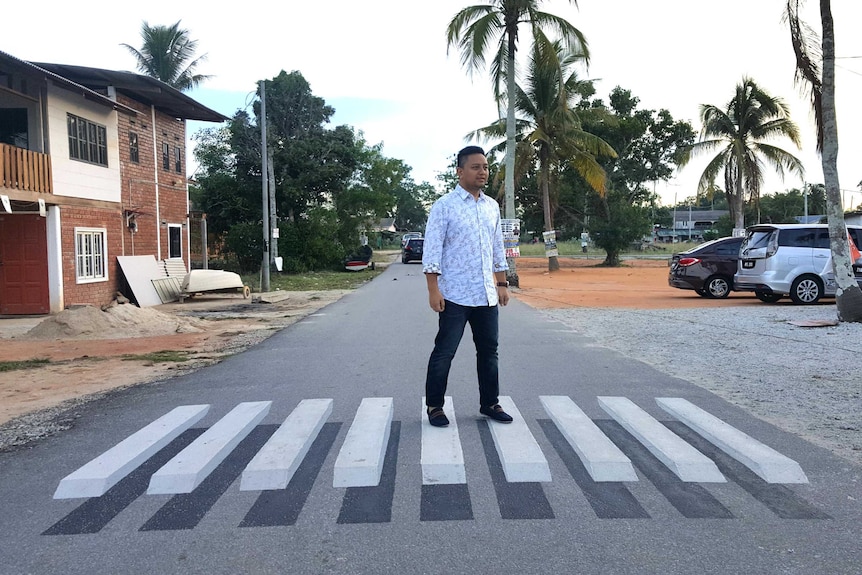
[402,237,424,263]
[734,223,862,304]
[401,232,422,247]
[668,236,744,298]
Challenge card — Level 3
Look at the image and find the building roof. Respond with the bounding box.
[32,62,228,123]
[0,50,137,115]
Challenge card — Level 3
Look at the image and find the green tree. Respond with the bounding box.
[469,39,615,270]
[680,77,805,232]
[446,0,589,283]
[786,0,862,321]
[579,88,695,265]
[122,21,211,90]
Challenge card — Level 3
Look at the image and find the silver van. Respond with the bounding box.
[734,223,862,304]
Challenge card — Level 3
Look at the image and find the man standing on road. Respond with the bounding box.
[422,145,513,427]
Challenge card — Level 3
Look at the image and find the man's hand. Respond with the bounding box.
[497,286,509,306]
[428,290,445,312]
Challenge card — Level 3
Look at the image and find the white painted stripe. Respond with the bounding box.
[598,396,725,483]
[240,399,333,491]
[147,401,272,495]
[487,396,551,482]
[421,396,466,485]
[53,405,210,499]
[656,397,809,484]
[333,397,393,487]
[540,396,638,482]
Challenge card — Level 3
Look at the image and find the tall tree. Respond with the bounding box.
[122,21,211,91]
[786,0,862,321]
[469,38,615,270]
[446,0,589,283]
[680,78,805,232]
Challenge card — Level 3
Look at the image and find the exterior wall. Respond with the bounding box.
[116,94,188,267]
[45,82,121,203]
[58,204,123,307]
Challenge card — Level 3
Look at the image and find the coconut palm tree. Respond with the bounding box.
[468,38,615,271]
[680,78,804,233]
[446,0,588,282]
[122,20,210,91]
[786,0,862,321]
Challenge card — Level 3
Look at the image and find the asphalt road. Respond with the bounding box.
[1,262,859,575]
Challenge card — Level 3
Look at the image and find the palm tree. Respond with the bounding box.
[680,78,804,232]
[447,0,589,282]
[786,0,862,321]
[122,21,211,91]
[468,38,615,271]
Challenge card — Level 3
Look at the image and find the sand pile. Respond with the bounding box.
[22,303,203,340]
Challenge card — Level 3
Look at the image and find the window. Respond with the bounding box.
[75,228,108,283]
[129,131,139,163]
[162,142,170,170]
[174,146,182,174]
[778,228,815,248]
[67,114,108,166]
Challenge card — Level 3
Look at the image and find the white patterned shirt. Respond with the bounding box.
[422,184,508,306]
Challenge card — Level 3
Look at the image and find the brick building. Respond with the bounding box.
[0,51,226,314]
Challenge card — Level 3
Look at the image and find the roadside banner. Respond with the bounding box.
[543,230,558,258]
[502,219,520,257]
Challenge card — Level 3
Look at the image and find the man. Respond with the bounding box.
[422,145,513,427]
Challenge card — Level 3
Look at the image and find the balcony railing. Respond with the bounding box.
[0,143,53,194]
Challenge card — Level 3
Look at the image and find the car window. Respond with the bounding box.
[850,228,861,249]
[742,230,773,251]
[778,228,815,248]
[714,239,742,256]
[814,229,831,250]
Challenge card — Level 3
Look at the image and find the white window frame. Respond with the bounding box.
[75,227,109,283]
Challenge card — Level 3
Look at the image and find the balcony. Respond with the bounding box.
[0,143,53,194]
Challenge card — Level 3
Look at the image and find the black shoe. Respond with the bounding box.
[427,407,449,427]
[480,404,513,423]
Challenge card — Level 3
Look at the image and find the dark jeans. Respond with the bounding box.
[425,300,499,410]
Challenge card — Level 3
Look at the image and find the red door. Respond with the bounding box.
[0,214,49,315]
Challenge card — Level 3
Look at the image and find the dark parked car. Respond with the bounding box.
[668,236,744,298]
[402,237,424,263]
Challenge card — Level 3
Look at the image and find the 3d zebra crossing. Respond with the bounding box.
[44,395,829,534]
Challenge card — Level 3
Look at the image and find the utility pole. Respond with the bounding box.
[803,181,809,220]
[260,80,270,292]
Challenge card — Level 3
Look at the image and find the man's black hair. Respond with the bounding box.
[456,145,485,168]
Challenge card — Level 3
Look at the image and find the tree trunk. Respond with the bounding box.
[540,152,559,272]
[504,31,519,287]
[820,0,862,321]
[733,168,745,234]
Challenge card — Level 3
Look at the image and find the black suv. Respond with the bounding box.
[668,236,743,298]
[402,238,424,263]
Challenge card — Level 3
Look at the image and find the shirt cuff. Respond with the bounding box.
[493,263,509,272]
[423,263,441,274]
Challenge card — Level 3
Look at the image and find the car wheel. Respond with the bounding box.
[695,288,710,298]
[401,256,407,264]
[705,276,731,299]
[790,275,823,305]
[755,291,783,303]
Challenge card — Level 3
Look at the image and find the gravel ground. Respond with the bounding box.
[540,303,862,466]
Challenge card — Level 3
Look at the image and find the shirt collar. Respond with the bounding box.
[455,184,486,202]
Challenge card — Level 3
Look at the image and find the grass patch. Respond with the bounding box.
[516,241,701,258]
[241,255,393,292]
[0,358,51,372]
[121,350,193,363]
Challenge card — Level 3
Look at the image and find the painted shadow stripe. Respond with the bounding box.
[539,420,649,519]
[336,421,400,524]
[420,484,473,521]
[477,420,554,520]
[240,422,341,527]
[595,420,734,519]
[140,425,276,531]
[43,428,205,536]
[665,421,831,520]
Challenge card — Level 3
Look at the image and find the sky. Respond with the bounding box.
[4,0,862,208]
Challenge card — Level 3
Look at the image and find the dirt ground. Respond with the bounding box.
[0,257,749,427]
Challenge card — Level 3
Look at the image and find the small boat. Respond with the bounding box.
[344,245,374,272]
[179,269,250,302]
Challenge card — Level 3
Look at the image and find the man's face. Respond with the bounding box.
[457,153,489,193]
